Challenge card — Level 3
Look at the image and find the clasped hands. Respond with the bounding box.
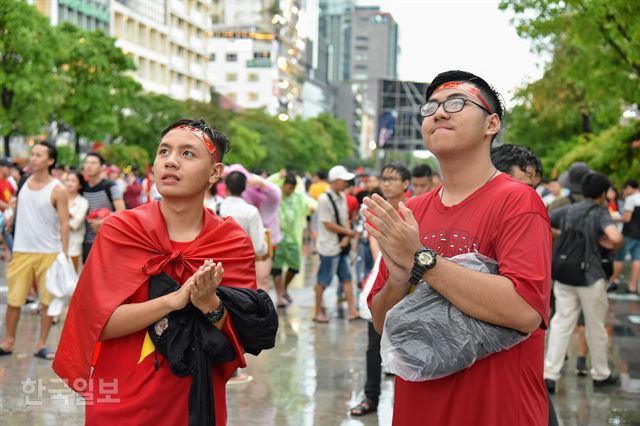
[168,259,223,314]
[361,194,423,285]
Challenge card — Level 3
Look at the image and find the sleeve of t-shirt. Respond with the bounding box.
[598,208,615,231]
[367,256,389,309]
[549,205,568,229]
[623,195,638,213]
[317,194,334,225]
[495,210,552,329]
[109,181,124,201]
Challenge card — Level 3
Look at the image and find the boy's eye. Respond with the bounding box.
[184,151,193,157]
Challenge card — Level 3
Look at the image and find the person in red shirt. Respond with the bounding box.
[53,119,274,425]
[362,70,552,426]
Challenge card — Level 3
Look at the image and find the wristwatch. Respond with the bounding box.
[409,247,437,285]
[204,300,225,325]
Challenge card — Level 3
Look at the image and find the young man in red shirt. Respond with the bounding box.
[363,70,552,425]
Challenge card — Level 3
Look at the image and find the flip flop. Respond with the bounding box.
[350,399,377,416]
[0,347,13,356]
[312,316,329,323]
[34,347,55,360]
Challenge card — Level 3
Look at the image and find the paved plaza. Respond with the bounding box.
[0,258,639,426]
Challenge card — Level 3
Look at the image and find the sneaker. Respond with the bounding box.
[545,378,556,394]
[593,373,619,388]
[576,356,588,376]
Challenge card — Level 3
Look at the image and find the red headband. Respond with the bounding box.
[433,81,492,113]
[176,125,220,163]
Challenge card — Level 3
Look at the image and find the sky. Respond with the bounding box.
[356,0,547,108]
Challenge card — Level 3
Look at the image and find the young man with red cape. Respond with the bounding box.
[53,119,270,425]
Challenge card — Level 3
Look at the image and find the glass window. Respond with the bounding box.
[226,53,238,62]
[247,92,259,102]
[226,73,238,82]
[247,73,259,82]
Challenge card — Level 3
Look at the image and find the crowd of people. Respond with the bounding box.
[0,69,637,425]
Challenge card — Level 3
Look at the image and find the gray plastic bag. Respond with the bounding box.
[380,253,529,381]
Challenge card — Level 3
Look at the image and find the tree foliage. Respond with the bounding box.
[118,93,187,159]
[0,0,65,156]
[56,23,140,152]
[499,0,640,177]
[102,143,149,170]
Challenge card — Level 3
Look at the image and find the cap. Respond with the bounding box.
[328,165,355,182]
[558,162,590,194]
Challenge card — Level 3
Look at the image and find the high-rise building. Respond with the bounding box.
[208,0,313,119]
[32,0,110,32]
[111,0,212,102]
[348,5,399,157]
[318,0,354,84]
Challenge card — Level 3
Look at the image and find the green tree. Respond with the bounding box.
[102,143,149,170]
[0,0,64,156]
[118,93,187,159]
[224,121,267,167]
[56,23,141,153]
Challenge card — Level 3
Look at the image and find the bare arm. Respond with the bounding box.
[323,221,356,237]
[53,186,69,255]
[368,235,380,259]
[371,256,541,334]
[113,199,126,212]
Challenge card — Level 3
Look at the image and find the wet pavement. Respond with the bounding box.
[0,257,639,425]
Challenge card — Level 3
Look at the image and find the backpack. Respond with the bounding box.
[551,204,598,286]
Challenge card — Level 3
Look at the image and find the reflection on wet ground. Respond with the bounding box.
[0,259,639,425]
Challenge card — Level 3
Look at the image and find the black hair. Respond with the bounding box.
[425,70,504,121]
[86,152,106,165]
[381,162,411,182]
[37,142,58,173]
[491,144,542,178]
[581,172,611,199]
[68,170,86,195]
[161,118,230,162]
[283,172,297,186]
[624,179,639,189]
[316,170,327,180]
[412,164,433,178]
[225,171,246,195]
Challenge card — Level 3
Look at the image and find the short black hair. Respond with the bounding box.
[491,144,542,178]
[412,164,433,178]
[38,142,57,173]
[283,172,297,186]
[582,172,611,199]
[161,118,230,162]
[624,179,639,189]
[225,171,246,195]
[381,162,411,182]
[86,152,106,165]
[316,170,327,180]
[425,70,504,121]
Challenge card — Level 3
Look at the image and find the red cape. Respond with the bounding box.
[53,201,256,393]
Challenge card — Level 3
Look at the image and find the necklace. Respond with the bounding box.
[440,168,499,205]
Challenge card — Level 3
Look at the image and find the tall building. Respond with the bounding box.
[32,0,110,32]
[318,0,354,84]
[111,0,212,102]
[348,5,399,157]
[208,0,312,119]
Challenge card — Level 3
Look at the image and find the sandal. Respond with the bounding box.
[0,347,13,356]
[34,347,55,360]
[350,399,377,416]
[312,315,329,323]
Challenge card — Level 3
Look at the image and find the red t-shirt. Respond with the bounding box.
[0,178,15,211]
[346,193,359,219]
[368,173,552,426]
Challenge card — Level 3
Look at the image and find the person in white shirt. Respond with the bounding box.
[64,171,89,271]
[219,171,267,259]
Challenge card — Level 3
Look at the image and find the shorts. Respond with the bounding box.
[615,236,640,261]
[7,252,57,307]
[317,253,352,287]
[271,240,301,275]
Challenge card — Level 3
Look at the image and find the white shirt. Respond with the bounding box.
[219,195,267,256]
[316,189,349,256]
[68,194,89,257]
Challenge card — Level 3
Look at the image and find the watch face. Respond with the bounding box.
[417,251,434,266]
